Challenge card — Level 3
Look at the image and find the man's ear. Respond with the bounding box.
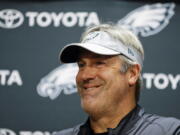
[127,64,141,86]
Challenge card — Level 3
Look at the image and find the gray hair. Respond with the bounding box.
[81,23,144,102]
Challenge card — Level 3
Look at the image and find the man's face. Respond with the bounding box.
[76,50,131,116]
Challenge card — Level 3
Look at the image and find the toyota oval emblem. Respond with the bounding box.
[0,9,24,29]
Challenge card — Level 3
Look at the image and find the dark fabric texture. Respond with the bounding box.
[55,105,180,135]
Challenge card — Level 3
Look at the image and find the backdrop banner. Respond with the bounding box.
[0,1,179,135]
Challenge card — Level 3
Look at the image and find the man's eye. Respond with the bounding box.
[96,61,105,66]
[77,62,85,68]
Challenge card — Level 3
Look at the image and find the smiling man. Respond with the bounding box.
[57,24,180,135]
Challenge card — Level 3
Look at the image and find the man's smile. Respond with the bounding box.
[79,83,103,97]
[82,84,102,90]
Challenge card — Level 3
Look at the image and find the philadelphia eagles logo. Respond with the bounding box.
[37,63,78,100]
[117,3,175,37]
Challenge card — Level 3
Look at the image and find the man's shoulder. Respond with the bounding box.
[142,112,180,127]
[139,111,180,135]
[54,124,81,135]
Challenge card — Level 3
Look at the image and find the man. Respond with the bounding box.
[57,24,180,135]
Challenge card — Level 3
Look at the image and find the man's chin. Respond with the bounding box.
[81,99,97,114]
[81,99,105,117]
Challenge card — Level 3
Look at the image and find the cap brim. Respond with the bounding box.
[59,43,120,63]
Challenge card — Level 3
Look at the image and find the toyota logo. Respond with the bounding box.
[0,9,24,29]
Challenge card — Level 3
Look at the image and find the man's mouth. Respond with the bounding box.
[82,84,101,91]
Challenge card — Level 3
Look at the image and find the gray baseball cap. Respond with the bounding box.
[59,31,143,67]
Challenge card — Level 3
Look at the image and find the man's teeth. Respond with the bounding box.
[85,87,94,90]
[84,86,99,90]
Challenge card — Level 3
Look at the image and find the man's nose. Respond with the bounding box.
[78,66,97,81]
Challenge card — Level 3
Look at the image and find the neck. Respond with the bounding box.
[90,102,136,133]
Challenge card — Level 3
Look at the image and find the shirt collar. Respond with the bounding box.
[79,105,142,135]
